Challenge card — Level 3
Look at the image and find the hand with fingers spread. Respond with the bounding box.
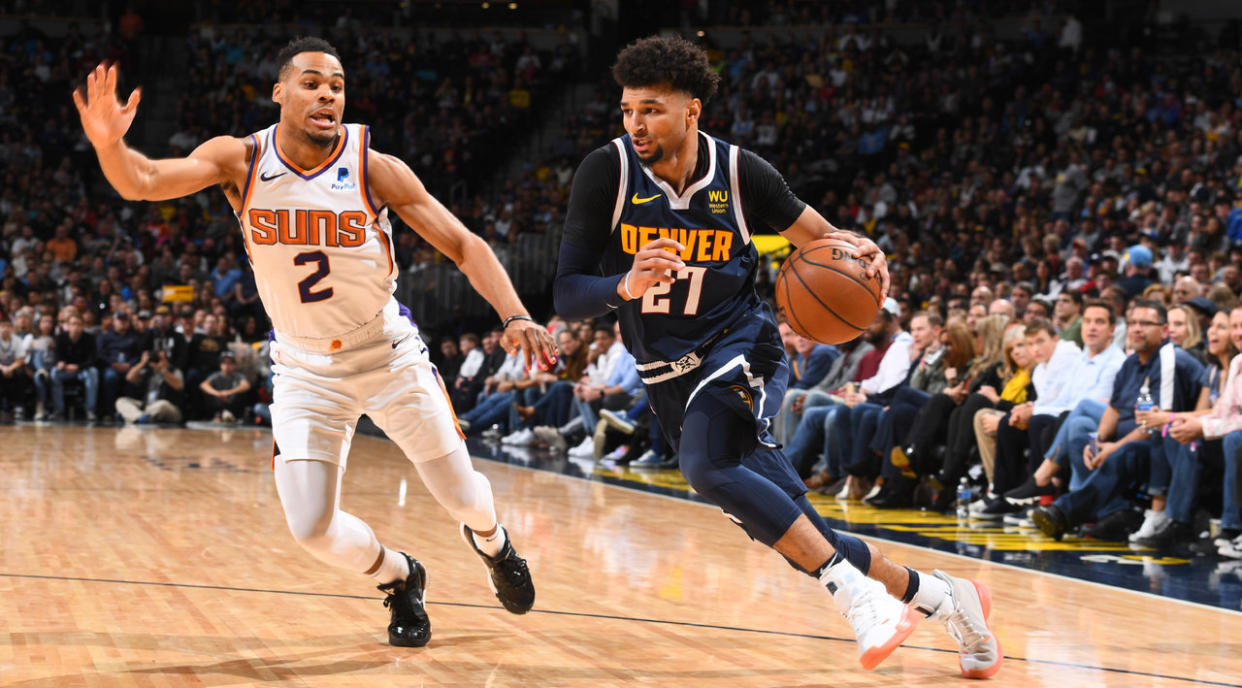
[500,317,559,373]
[826,231,889,298]
[618,237,685,301]
[73,62,142,151]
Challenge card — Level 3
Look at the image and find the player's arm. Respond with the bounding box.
[367,151,557,371]
[737,149,890,296]
[74,63,245,201]
[553,146,682,315]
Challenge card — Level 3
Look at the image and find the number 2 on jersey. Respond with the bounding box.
[294,250,334,303]
[641,266,706,315]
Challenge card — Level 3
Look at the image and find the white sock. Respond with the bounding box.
[472,524,507,558]
[369,546,412,585]
[910,570,953,618]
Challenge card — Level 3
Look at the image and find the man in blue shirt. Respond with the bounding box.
[1000,300,1125,505]
[790,335,838,391]
[1032,299,1204,541]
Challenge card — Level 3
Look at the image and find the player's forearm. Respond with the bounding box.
[553,241,625,319]
[454,233,529,322]
[93,140,158,200]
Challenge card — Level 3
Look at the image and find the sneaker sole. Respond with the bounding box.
[859,604,920,670]
[960,579,1002,679]
[601,412,635,434]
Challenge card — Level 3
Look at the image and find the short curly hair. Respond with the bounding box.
[612,35,720,103]
[276,36,342,80]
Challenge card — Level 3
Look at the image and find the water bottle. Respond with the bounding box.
[956,477,972,517]
[1136,377,1155,434]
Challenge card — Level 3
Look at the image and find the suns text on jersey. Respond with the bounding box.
[246,208,369,247]
[619,222,734,261]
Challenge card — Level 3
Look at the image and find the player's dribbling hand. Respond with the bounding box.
[621,238,685,300]
[827,231,890,298]
[72,62,142,150]
[501,318,558,373]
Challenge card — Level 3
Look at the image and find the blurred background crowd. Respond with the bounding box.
[5,0,1242,554]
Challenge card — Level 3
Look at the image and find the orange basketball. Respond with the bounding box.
[775,238,883,345]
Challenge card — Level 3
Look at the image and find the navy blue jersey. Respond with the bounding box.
[599,132,761,364]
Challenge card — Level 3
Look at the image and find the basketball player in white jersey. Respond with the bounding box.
[73,37,556,647]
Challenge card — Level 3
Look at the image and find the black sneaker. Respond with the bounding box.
[971,496,1021,521]
[1082,509,1143,542]
[461,524,535,614]
[1031,504,1070,541]
[376,553,431,647]
[1003,477,1057,506]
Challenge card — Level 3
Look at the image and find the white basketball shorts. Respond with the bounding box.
[269,300,464,468]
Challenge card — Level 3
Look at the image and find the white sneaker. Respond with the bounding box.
[1129,508,1171,543]
[599,409,635,434]
[567,436,595,458]
[501,428,536,445]
[532,426,567,452]
[1220,534,1242,559]
[820,561,919,670]
[927,570,1002,679]
[862,483,883,502]
[602,445,629,462]
[220,409,235,424]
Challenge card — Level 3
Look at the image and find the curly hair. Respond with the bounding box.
[276,36,342,80]
[612,35,720,103]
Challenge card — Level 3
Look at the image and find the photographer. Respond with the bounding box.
[115,348,186,424]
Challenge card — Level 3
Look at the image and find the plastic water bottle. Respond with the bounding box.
[956,477,972,518]
[1136,377,1155,434]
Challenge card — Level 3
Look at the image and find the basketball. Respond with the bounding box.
[775,238,883,345]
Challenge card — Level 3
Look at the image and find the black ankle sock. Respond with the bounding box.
[900,566,919,603]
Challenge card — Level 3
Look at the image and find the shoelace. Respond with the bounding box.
[844,588,884,632]
[945,605,990,654]
[498,552,529,581]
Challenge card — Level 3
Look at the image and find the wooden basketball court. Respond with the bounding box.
[3,424,1241,686]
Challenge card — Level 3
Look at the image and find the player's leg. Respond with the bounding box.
[367,348,534,615]
[269,343,429,647]
[272,455,430,647]
[676,387,918,670]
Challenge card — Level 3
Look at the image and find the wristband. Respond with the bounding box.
[503,314,533,329]
[622,271,637,300]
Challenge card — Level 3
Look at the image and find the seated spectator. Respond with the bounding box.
[0,317,31,420]
[1031,300,1204,541]
[26,314,57,420]
[1054,290,1083,347]
[52,314,98,421]
[97,309,143,420]
[199,351,252,423]
[452,329,505,413]
[790,335,839,391]
[1168,303,1206,365]
[116,348,185,424]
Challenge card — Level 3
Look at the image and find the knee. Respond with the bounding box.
[285,507,336,549]
[678,450,715,491]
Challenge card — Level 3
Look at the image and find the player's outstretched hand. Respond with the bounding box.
[828,231,890,298]
[72,62,142,150]
[502,318,559,372]
[622,238,685,300]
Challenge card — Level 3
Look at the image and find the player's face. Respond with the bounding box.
[273,52,346,147]
[619,85,699,167]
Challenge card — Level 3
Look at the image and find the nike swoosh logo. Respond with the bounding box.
[631,193,662,205]
[260,171,287,182]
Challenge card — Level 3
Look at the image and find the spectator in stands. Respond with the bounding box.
[27,314,56,420]
[96,309,142,420]
[1054,290,1083,347]
[199,351,251,424]
[52,314,98,421]
[0,317,30,420]
[1031,300,1204,541]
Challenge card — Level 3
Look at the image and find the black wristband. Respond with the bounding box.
[503,314,534,329]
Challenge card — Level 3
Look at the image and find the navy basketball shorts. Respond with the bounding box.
[644,307,807,502]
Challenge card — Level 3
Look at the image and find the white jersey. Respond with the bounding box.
[238,122,397,341]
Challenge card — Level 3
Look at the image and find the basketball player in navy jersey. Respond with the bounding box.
[554,36,1001,677]
[74,38,555,647]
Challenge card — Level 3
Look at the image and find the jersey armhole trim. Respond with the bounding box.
[360,125,381,217]
[729,145,752,245]
[239,133,262,217]
[610,138,628,234]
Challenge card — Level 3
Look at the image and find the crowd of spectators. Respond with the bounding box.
[7,3,1242,560]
